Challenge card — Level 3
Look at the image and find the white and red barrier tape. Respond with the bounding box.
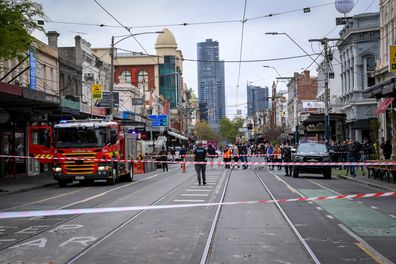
[1,154,396,166]
[0,191,394,219]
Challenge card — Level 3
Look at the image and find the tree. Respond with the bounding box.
[0,0,44,60]
[194,121,219,140]
[219,117,244,144]
[262,125,286,145]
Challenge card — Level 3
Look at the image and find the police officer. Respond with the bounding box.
[194,142,207,185]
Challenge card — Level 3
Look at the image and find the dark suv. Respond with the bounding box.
[292,142,332,179]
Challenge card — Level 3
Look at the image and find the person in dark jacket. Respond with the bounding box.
[194,142,207,185]
[207,144,216,167]
[347,140,359,177]
[381,139,392,160]
[179,145,187,168]
[282,143,292,176]
[160,148,168,172]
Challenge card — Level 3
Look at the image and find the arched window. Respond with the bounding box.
[119,71,131,83]
[138,70,149,92]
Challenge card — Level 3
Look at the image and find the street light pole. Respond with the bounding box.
[109,36,115,116]
[309,37,339,144]
[108,31,163,116]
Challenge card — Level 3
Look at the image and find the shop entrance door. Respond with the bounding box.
[1,131,15,177]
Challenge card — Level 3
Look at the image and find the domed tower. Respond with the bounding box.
[154,28,184,109]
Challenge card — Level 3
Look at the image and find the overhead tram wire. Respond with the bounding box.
[236,0,248,109]
[93,0,158,65]
[115,47,320,63]
[46,2,336,30]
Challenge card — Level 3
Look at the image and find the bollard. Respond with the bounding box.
[182,156,186,173]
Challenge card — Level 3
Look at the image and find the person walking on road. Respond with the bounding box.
[179,145,187,168]
[160,147,168,172]
[381,139,392,160]
[194,142,207,185]
[207,144,216,167]
[347,140,359,177]
[282,143,292,176]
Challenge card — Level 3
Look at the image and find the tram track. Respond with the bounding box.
[199,168,319,264]
[0,167,186,252]
[66,173,198,263]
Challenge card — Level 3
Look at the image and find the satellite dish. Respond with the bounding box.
[335,0,355,14]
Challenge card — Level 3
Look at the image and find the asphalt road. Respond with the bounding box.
[0,161,395,263]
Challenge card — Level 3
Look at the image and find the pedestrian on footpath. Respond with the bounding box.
[160,147,168,172]
[194,142,207,185]
[347,140,359,177]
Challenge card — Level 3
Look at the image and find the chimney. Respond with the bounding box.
[46,31,59,48]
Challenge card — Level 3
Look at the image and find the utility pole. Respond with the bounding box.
[109,36,115,116]
[309,37,339,144]
[277,76,298,144]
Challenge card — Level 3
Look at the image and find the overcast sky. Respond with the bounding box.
[33,0,379,117]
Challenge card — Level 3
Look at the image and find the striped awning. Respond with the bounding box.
[375,97,394,115]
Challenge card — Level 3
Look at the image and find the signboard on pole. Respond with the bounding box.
[389,45,396,73]
[29,49,37,90]
[132,98,144,105]
[98,91,119,108]
[148,115,168,127]
[302,101,325,109]
[91,84,102,99]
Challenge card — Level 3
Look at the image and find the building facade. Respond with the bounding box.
[337,12,380,142]
[364,1,396,158]
[287,71,318,134]
[247,85,269,117]
[197,39,225,131]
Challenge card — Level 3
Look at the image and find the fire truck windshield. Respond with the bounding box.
[54,127,106,148]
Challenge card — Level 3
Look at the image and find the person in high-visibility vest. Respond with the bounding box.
[223,145,232,169]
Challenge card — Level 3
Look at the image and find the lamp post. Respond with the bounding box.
[108,31,163,116]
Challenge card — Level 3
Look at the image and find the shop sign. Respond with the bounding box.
[92,106,106,117]
[61,98,80,110]
[80,103,91,114]
[389,45,396,73]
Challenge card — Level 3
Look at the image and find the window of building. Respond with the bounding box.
[138,70,149,92]
[119,71,131,83]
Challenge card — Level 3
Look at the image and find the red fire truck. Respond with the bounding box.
[29,118,136,187]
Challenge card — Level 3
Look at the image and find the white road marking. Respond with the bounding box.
[181,194,209,197]
[308,202,313,204]
[326,215,335,219]
[174,199,205,203]
[370,206,378,210]
[186,189,211,192]
[389,214,396,219]
[316,207,323,211]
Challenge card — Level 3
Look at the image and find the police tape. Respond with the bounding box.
[1,154,396,166]
[0,191,394,219]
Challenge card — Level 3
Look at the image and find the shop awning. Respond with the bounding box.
[167,131,188,141]
[375,97,394,115]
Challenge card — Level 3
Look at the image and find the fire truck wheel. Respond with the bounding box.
[58,180,68,188]
[107,167,118,185]
[126,166,134,182]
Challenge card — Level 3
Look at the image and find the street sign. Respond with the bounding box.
[148,115,168,127]
[92,84,102,99]
[335,16,353,25]
[132,98,144,105]
[389,45,396,73]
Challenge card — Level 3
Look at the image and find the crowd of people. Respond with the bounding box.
[158,137,393,184]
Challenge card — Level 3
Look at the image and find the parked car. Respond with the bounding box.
[292,142,332,179]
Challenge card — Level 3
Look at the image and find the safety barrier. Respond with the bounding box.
[1,154,396,167]
[0,191,394,219]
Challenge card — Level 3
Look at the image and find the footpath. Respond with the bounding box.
[0,165,395,195]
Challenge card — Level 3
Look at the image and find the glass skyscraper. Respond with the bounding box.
[197,39,225,131]
[247,85,269,117]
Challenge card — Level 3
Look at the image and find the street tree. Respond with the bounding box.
[0,0,44,60]
[219,117,244,144]
[194,121,219,140]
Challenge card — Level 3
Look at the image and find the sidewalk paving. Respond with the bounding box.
[0,171,57,195]
[337,174,396,192]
